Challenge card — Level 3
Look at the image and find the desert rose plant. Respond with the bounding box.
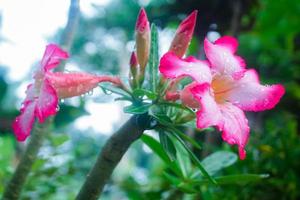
[3,8,285,200]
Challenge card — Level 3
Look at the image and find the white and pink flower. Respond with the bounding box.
[13,44,122,141]
[159,36,285,159]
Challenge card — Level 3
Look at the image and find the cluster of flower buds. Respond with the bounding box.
[158,11,285,159]
[13,44,123,141]
[129,8,150,88]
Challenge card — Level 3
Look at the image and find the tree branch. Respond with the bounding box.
[2,119,52,200]
[76,114,151,200]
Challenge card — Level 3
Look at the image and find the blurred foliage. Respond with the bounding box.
[0,0,300,199]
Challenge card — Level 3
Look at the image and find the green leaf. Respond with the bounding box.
[50,134,69,147]
[192,151,237,178]
[170,132,217,184]
[191,174,269,185]
[141,134,182,176]
[168,127,201,150]
[159,131,177,161]
[123,103,152,114]
[168,133,192,178]
[132,88,157,100]
[100,83,132,99]
[148,23,159,92]
[158,101,195,115]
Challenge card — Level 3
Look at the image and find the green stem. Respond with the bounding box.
[2,120,51,200]
[76,114,150,200]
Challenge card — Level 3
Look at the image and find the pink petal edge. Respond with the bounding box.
[12,101,36,142]
[41,44,69,72]
[159,52,212,84]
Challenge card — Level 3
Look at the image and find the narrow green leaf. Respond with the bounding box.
[167,133,192,178]
[148,23,159,92]
[123,103,152,114]
[170,132,217,184]
[168,127,201,150]
[141,134,182,176]
[158,101,195,115]
[191,174,269,185]
[132,88,157,100]
[191,151,237,178]
[159,131,177,161]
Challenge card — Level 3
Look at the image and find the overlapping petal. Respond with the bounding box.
[227,69,285,111]
[12,101,36,141]
[159,52,212,83]
[190,83,250,160]
[218,103,249,160]
[204,36,246,79]
[35,79,58,123]
[41,44,69,72]
[190,83,222,128]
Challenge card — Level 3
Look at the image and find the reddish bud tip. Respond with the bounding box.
[169,10,198,57]
[135,8,150,32]
[130,51,138,67]
[177,10,198,35]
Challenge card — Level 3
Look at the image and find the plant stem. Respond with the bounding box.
[76,114,150,200]
[2,120,51,200]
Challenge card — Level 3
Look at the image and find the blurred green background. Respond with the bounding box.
[0,0,299,199]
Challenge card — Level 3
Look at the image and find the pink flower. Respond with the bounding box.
[13,44,122,141]
[159,36,285,159]
[13,44,68,141]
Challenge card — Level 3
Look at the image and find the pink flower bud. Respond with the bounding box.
[169,10,198,57]
[135,8,150,72]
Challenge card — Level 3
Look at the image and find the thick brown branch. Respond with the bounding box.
[76,114,150,200]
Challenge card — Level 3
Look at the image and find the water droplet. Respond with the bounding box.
[87,89,93,96]
[60,99,65,103]
[191,108,198,112]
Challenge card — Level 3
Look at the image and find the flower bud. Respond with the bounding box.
[169,10,197,57]
[129,51,138,77]
[135,8,150,73]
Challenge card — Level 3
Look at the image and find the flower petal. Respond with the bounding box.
[190,83,222,128]
[12,101,36,142]
[159,52,212,83]
[218,103,249,160]
[41,44,69,71]
[204,37,245,79]
[35,79,58,123]
[46,72,121,98]
[214,36,238,53]
[227,69,285,111]
[180,83,200,108]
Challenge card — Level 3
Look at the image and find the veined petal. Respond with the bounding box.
[12,101,36,142]
[35,79,58,123]
[204,37,245,79]
[218,103,249,160]
[159,52,212,83]
[190,83,222,128]
[41,44,69,72]
[227,69,285,111]
[46,72,121,98]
